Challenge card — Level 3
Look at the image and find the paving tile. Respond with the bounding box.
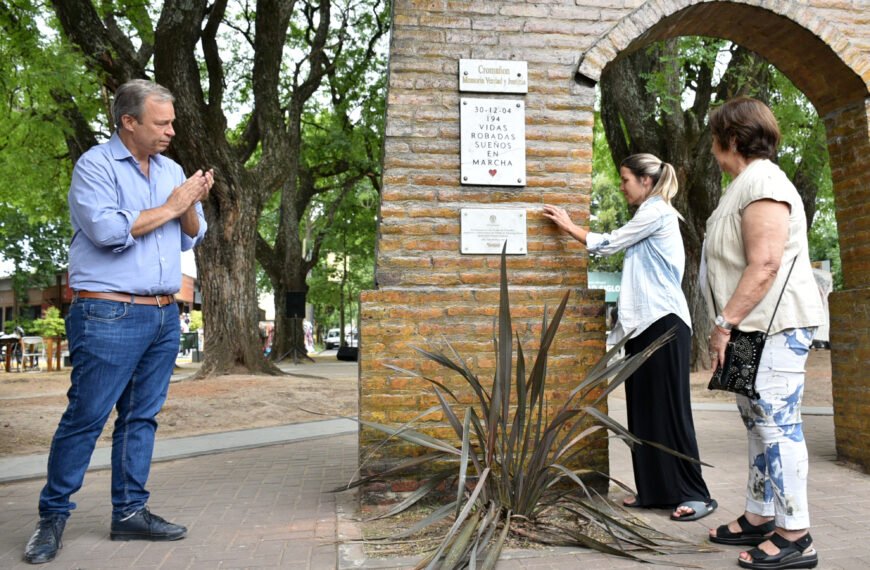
[1,405,869,569]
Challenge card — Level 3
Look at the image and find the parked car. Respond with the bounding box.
[324,328,342,350]
[346,330,359,347]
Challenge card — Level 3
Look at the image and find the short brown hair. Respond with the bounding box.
[112,79,175,130]
[709,97,780,160]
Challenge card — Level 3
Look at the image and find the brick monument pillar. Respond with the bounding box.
[358,2,609,486]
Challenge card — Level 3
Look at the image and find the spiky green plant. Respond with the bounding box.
[341,250,712,568]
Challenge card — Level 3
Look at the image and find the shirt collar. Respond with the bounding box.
[108,131,165,167]
[639,195,663,209]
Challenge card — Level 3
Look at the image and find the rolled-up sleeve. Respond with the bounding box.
[586,201,664,256]
[181,202,208,251]
[69,155,138,252]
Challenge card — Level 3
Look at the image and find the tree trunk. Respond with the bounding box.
[194,199,280,377]
[339,249,348,348]
[601,40,722,372]
[270,281,309,362]
[152,1,280,377]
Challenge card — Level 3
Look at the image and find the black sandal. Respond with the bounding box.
[738,532,818,569]
[710,515,775,546]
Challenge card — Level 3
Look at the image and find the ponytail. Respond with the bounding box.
[620,153,683,220]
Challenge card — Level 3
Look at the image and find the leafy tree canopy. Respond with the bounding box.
[0,2,103,307]
[0,0,389,375]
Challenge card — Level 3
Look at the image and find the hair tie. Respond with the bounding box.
[659,162,666,171]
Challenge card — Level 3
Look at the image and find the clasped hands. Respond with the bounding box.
[168,169,213,216]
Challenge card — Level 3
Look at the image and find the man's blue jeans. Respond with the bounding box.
[38,299,180,520]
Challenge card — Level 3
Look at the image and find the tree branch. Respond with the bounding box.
[50,89,98,163]
[304,176,358,275]
[250,0,294,184]
[256,232,279,278]
[49,0,146,89]
[202,0,229,130]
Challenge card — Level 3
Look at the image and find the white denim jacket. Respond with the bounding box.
[586,196,692,343]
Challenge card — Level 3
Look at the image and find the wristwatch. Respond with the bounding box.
[714,314,734,331]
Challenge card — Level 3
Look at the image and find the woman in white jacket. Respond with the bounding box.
[544,152,716,522]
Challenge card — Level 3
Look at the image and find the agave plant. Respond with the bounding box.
[340,251,712,568]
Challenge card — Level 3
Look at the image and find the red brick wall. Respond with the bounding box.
[363,0,610,486]
[364,0,870,482]
[360,287,607,493]
[824,103,870,471]
[829,288,870,471]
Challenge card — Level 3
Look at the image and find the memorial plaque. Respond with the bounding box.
[459,59,528,94]
[460,98,525,186]
[461,208,527,255]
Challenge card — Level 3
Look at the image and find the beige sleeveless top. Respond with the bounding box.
[704,159,824,334]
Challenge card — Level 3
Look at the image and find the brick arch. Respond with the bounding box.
[576,0,869,116]
[577,0,870,471]
[366,0,870,480]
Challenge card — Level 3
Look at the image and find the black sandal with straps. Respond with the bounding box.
[737,532,818,570]
[710,515,775,546]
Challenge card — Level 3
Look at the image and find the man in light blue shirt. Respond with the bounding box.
[25,80,211,565]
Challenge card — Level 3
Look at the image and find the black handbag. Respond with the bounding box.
[708,258,797,398]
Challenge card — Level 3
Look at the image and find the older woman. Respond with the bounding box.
[705,97,824,570]
[544,153,716,522]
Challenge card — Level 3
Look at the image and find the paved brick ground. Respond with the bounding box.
[493,404,870,570]
[2,402,869,568]
[0,435,358,569]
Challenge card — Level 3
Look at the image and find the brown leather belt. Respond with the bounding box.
[74,291,176,307]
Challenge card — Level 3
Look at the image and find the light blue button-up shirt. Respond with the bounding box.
[68,132,207,295]
[586,196,691,342]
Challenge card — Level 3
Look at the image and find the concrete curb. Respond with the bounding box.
[0,418,358,483]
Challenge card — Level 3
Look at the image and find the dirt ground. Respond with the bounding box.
[0,355,359,457]
[0,349,831,458]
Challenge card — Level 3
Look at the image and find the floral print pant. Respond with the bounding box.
[736,328,815,530]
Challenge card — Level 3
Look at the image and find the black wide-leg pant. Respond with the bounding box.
[624,314,711,508]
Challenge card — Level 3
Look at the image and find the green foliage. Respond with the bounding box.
[188,310,203,332]
[589,112,629,273]
[4,317,34,335]
[338,252,707,568]
[0,205,69,304]
[770,74,829,185]
[0,3,101,218]
[303,178,378,331]
[0,2,102,305]
[31,306,65,337]
[807,194,842,290]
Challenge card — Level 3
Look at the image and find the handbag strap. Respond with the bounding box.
[709,256,798,335]
[764,256,798,335]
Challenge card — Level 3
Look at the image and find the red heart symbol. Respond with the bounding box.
[488,169,497,177]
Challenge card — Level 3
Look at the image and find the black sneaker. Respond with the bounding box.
[110,508,187,541]
[24,515,66,564]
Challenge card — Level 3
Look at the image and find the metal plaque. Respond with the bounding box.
[460,98,526,186]
[459,59,528,94]
[461,209,527,255]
